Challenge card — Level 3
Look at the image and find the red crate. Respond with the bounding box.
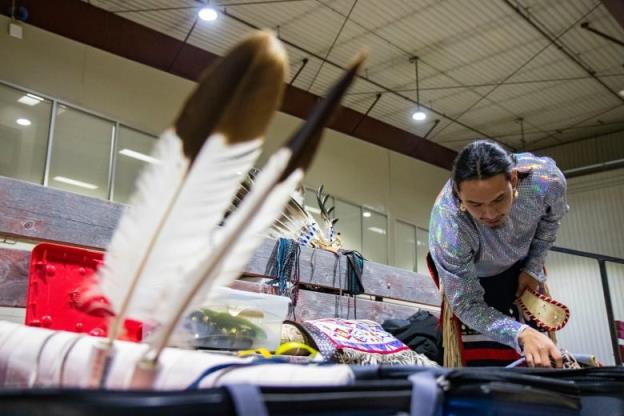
[25,243,142,342]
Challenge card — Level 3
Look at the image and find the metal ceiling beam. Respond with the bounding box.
[220,9,498,144]
[601,0,624,32]
[0,0,455,169]
[581,21,624,48]
[504,0,624,105]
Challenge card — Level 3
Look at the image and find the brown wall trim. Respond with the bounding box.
[2,0,455,169]
[601,0,624,31]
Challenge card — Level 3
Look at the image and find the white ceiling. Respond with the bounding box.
[83,0,624,152]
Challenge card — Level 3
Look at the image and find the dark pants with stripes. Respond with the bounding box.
[461,261,533,367]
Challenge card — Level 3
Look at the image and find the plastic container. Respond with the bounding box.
[183,287,290,351]
[25,243,142,341]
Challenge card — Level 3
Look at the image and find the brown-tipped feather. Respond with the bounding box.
[175,31,288,159]
[279,52,366,181]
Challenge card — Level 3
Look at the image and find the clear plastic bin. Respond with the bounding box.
[184,287,290,351]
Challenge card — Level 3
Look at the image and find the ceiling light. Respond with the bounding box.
[16,118,31,126]
[198,7,218,21]
[18,93,44,106]
[53,176,98,190]
[619,89,624,97]
[411,111,426,121]
[119,148,159,164]
[362,211,372,218]
[409,56,427,122]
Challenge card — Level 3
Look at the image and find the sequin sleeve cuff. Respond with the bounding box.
[521,265,546,283]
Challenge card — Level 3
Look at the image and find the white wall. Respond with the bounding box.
[545,168,624,365]
[0,16,450,264]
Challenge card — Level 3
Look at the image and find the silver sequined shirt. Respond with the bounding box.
[429,152,568,350]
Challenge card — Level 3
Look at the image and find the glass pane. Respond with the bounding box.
[48,105,113,199]
[395,221,416,271]
[416,227,430,273]
[363,209,388,264]
[113,127,158,203]
[0,84,51,184]
[334,199,362,253]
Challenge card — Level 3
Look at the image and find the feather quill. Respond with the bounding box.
[135,53,366,369]
[78,32,288,387]
[89,31,288,342]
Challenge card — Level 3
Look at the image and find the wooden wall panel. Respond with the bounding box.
[0,248,29,307]
[0,177,441,307]
[0,177,121,249]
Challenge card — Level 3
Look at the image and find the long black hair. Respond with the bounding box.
[452,140,526,192]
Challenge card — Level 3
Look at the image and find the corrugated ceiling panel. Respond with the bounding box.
[268,5,356,58]
[227,0,324,31]
[189,14,257,56]
[530,1,623,74]
[348,0,439,34]
[528,99,621,132]
[82,0,621,157]
[423,88,489,116]
[485,79,609,118]
[288,56,325,91]
[328,32,409,79]
[561,31,623,75]
[315,0,364,17]
[367,92,411,120]
[460,107,523,133]
[432,122,480,143]
[363,93,428,137]
[419,2,544,81]
[508,47,587,83]
[598,77,624,100]
[522,0,593,34]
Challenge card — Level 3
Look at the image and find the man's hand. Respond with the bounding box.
[516,271,540,298]
[518,327,562,368]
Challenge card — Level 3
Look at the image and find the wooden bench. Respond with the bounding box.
[0,175,441,326]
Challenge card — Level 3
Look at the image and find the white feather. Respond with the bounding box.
[143,148,301,353]
[124,134,262,322]
[200,169,304,298]
[99,129,188,311]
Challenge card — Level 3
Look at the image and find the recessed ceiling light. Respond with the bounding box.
[411,110,427,121]
[119,148,159,164]
[18,93,44,106]
[53,176,98,190]
[16,118,31,126]
[362,211,372,218]
[198,7,218,21]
